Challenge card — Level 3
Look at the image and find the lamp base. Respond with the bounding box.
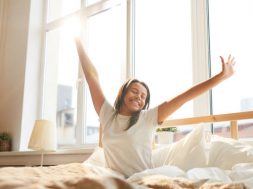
[40,152,44,167]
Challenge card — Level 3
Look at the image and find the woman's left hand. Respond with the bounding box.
[220,55,236,79]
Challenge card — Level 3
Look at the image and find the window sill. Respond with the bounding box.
[0,147,95,167]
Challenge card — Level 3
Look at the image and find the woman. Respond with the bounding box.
[75,37,235,177]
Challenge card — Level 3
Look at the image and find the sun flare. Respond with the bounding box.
[62,16,82,38]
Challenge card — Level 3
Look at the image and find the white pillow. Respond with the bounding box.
[152,126,208,171]
[83,146,106,167]
[208,135,253,170]
[152,144,173,168]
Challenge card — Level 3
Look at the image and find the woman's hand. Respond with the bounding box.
[220,55,236,79]
[157,54,236,123]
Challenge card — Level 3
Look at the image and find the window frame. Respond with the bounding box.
[41,0,212,149]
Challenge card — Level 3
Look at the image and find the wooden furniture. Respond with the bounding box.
[161,111,253,139]
[99,111,253,146]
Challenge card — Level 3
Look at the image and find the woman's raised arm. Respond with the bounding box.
[75,37,105,115]
[157,55,235,124]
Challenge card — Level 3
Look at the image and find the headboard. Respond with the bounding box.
[161,111,253,139]
[99,111,253,147]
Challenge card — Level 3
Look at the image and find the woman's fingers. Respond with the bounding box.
[220,55,236,65]
[220,56,225,64]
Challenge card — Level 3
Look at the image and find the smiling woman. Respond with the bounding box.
[33,0,253,154]
[112,79,151,130]
[75,30,235,177]
[115,80,150,115]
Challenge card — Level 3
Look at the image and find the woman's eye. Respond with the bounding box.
[132,90,138,94]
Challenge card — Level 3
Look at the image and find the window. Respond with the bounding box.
[44,25,79,145]
[43,0,126,147]
[86,0,101,6]
[135,0,193,119]
[41,0,253,148]
[208,0,253,139]
[47,0,81,22]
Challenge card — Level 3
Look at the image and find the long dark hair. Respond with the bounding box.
[114,79,150,130]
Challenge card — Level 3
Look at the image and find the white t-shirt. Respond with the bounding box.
[99,100,158,177]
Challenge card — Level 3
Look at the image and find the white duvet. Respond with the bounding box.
[86,126,253,188]
[127,163,253,188]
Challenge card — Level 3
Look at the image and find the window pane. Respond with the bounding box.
[85,5,126,143]
[47,0,81,22]
[135,0,193,119]
[135,0,192,144]
[209,0,253,139]
[44,28,79,145]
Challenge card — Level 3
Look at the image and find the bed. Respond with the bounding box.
[0,111,253,189]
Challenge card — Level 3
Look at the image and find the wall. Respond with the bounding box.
[19,0,44,150]
[0,148,93,166]
[0,0,43,151]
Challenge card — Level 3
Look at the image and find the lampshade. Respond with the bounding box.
[28,119,57,151]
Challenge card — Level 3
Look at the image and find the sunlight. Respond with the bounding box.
[62,16,82,39]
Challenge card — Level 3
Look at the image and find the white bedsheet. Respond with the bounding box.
[85,127,253,188]
[127,163,253,188]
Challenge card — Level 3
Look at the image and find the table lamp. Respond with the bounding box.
[28,119,57,166]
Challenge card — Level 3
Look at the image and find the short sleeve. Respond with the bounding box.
[141,106,159,127]
[99,100,115,130]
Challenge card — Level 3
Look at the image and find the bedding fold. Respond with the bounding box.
[0,163,249,189]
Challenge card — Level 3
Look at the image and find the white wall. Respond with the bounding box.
[19,0,44,150]
[0,0,44,151]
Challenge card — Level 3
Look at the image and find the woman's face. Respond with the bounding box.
[120,82,147,115]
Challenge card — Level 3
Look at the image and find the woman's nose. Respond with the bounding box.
[136,94,141,100]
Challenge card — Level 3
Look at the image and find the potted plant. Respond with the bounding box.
[0,132,12,151]
[156,127,177,144]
